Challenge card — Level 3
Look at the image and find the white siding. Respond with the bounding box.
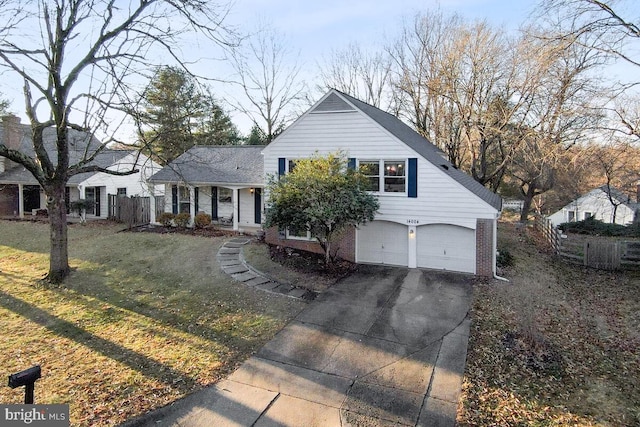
[263,111,497,230]
[549,189,636,226]
[238,188,262,227]
[80,153,163,198]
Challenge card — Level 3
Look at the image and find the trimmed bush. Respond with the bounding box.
[157,212,175,227]
[174,212,191,228]
[194,212,212,229]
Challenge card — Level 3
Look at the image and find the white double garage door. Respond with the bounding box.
[357,220,476,274]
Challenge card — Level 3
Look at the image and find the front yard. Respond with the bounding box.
[460,221,640,426]
[0,220,304,426]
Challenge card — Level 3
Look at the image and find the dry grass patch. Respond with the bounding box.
[0,220,304,426]
[459,220,640,426]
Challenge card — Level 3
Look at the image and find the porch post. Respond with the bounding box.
[189,186,196,227]
[149,183,156,224]
[18,183,24,218]
[233,188,239,231]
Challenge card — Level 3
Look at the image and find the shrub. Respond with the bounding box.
[497,248,514,268]
[194,212,212,229]
[157,212,175,227]
[174,212,191,228]
[558,216,640,237]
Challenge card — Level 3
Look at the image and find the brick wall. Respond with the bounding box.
[265,226,356,262]
[475,218,494,277]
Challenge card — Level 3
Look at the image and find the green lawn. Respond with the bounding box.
[459,220,640,426]
[0,220,304,426]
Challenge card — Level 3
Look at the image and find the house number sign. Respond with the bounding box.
[406,219,420,225]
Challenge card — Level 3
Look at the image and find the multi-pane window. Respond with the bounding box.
[359,160,406,193]
[359,161,380,192]
[384,161,405,192]
[117,188,127,197]
[218,187,232,203]
[179,186,190,213]
[286,224,312,240]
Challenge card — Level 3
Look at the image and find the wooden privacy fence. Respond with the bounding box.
[535,216,640,270]
[108,195,150,228]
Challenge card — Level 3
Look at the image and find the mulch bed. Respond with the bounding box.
[267,244,357,281]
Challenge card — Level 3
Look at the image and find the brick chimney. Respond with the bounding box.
[1,114,22,173]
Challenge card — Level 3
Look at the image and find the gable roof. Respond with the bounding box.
[0,119,134,185]
[148,145,265,185]
[312,90,502,211]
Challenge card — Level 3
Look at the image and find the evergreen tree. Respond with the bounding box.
[139,66,239,163]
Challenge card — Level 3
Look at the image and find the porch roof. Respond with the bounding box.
[149,145,265,186]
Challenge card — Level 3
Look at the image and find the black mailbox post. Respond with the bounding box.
[8,365,41,404]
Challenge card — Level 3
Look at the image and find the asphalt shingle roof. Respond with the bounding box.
[148,145,265,185]
[0,121,133,185]
[333,90,503,211]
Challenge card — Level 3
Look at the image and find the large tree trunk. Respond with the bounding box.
[520,185,537,222]
[46,181,69,283]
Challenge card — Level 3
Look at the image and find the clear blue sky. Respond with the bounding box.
[219,0,541,132]
[0,0,545,138]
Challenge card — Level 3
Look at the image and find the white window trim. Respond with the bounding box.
[285,227,314,241]
[358,159,408,194]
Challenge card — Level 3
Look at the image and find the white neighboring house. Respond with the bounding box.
[548,185,639,226]
[262,89,503,277]
[0,114,163,219]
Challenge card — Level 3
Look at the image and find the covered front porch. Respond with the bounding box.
[162,183,264,232]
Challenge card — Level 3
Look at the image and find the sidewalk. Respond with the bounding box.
[122,242,473,427]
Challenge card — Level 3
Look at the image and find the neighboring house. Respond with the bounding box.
[262,89,503,277]
[148,145,265,232]
[548,185,638,226]
[0,114,163,218]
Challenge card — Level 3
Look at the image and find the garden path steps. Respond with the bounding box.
[216,238,317,300]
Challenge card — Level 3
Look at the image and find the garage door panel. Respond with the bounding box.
[357,221,408,266]
[417,224,475,273]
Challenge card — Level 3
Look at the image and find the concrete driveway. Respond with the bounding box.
[127,266,473,427]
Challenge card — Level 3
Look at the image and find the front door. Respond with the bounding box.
[85,187,101,216]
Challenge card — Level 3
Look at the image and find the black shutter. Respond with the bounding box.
[348,158,356,170]
[194,187,199,213]
[278,158,286,177]
[408,158,417,198]
[254,188,262,224]
[211,186,218,220]
[171,185,178,214]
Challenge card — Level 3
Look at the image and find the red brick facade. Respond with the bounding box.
[475,218,495,277]
[265,225,356,262]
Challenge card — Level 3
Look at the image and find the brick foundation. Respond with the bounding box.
[475,218,495,277]
[265,226,356,263]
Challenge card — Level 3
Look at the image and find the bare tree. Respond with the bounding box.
[0,0,236,282]
[509,27,607,220]
[317,42,393,109]
[388,12,545,191]
[588,138,640,221]
[228,25,306,143]
[540,0,640,142]
[388,10,468,166]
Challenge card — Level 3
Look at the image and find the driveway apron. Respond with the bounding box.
[128,266,473,427]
